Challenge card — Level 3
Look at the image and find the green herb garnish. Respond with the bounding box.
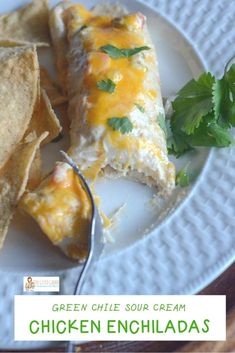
[107,117,133,134]
[157,113,167,136]
[78,25,87,33]
[97,79,116,93]
[168,64,235,157]
[100,44,151,58]
[135,103,145,113]
[176,165,190,187]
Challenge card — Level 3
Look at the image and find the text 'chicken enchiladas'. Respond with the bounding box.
[50,2,175,194]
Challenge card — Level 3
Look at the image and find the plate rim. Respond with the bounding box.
[0,0,210,275]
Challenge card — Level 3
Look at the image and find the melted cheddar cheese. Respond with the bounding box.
[83,15,147,129]
[65,4,175,193]
[20,162,91,259]
[68,10,154,137]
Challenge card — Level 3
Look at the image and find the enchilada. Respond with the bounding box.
[20,2,175,260]
[50,2,175,194]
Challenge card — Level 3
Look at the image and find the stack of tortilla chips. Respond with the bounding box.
[0,0,66,248]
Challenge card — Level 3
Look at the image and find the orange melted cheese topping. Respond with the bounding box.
[81,15,146,128]
[65,5,173,186]
[67,6,155,139]
[20,162,91,247]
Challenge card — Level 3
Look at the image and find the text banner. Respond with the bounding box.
[14,295,226,341]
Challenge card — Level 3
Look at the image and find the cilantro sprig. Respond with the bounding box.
[107,117,133,134]
[135,103,145,113]
[157,113,167,136]
[97,79,116,93]
[100,44,151,58]
[176,164,198,188]
[176,165,190,187]
[78,25,87,33]
[168,64,235,157]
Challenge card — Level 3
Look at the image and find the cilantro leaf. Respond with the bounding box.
[157,113,167,136]
[167,130,192,157]
[107,117,133,134]
[165,118,192,156]
[224,64,235,125]
[172,73,214,131]
[212,78,222,121]
[171,72,215,135]
[168,68,235,157]
[225,63,235,98]
[176,165,190,187]
[168,113,233,155]
[176,164,199,187]
[189,114,234,147]
[97,79,116,93]
[78,25,87,33]
[100,44,151,58]
[135,103,145,113]
[213,64,235,127]
[121,46,151,57]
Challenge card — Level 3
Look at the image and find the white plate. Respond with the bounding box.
[1,0,235,349]
[0,0,206,272]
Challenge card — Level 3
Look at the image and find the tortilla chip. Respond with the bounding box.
[40,67,67,106]
[24,87,62,190]
[58,102,70,132]
[26,88,62,145]
[0,39,46,48]
[0,0,50,47]
[49,2,70,92]
[0,46,39,169]
[0,40,25,47]
[27,150,42,191]
[24,132,43,190]
[0,132,48,248]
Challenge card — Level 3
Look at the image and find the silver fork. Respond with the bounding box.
[60,151,104,353]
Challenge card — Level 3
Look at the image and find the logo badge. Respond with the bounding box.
[23,276,60,292]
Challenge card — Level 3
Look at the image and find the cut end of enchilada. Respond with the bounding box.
[50,2,175,195]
